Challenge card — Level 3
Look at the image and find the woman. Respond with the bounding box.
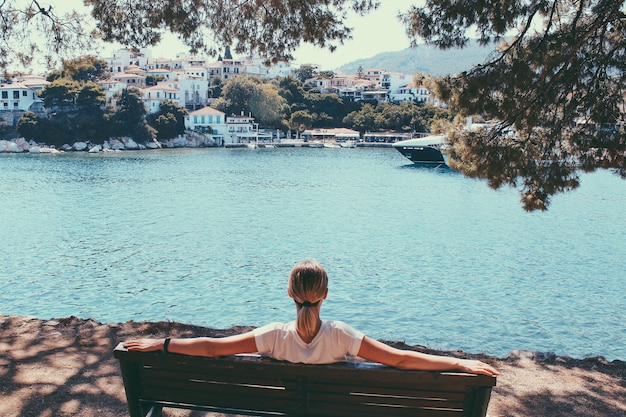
[124,260,499,376]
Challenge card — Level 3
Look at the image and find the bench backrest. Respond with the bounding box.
[114,343,496,417]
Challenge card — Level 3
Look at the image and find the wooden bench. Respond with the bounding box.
[114,343,496,417]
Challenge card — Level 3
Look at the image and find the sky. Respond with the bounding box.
[51,0,420,71]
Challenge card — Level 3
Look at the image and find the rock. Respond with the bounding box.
[88,145,101,153]
[62,144,73,152]
[6,142,20,153]
[123,138,139,150]
[15,138,30,151]
[73,141,88,151]
[29,146,41,153]
[109,139,125,150]
[145,141,161,149]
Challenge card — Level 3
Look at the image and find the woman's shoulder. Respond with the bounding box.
[254,321,295,334]
[322,320,364,336]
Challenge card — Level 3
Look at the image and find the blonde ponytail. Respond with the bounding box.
[289,260,328,337]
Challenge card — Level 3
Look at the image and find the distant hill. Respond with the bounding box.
[337,40,498,76]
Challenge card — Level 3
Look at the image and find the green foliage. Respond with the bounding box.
[343,102,452,133]
[147,100,188,140]
[294,65,318,83]
[214,76,286,126]
[290,110,313,135]
[16,112,40,141]
[62,56,110,82]
[109,88,156,141]
[208,76,224,98]
[76,82,106,108]
[403,0,626,210]
[0,1,94,71]
[40,78,81,109]
[146,75,166,86]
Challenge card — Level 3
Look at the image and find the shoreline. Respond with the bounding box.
[1,314,624,417]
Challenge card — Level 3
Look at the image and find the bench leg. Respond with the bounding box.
[144,404,163,417]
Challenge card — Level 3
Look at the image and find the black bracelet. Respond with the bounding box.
[163,337,171,354]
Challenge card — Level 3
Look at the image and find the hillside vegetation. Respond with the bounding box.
[339,40,497,76]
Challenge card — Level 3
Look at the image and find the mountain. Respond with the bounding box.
[337,40,498,76]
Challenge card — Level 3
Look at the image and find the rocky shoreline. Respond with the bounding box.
[0,133,216,154]
[1,314,624,417]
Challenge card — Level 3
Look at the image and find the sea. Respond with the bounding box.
[1,146,625,361]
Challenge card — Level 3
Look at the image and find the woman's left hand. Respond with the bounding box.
[123,339,164,352]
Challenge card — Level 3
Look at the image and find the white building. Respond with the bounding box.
[104,48,152,73]
[185,106,227,144]
[97,79,127,104]
[0,82,44,112]
[178,76,208,110]
[389,83,431,104]
[112,73,146,87]
[142,83,180,114]
[381,72,410,93]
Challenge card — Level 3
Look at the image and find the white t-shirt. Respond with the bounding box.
[253,320,365,364]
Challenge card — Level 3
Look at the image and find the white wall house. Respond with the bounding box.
[390,83,431,103]
[305,76,333,92]
[112,73,146,87]
[178,76,208,110]
[0,82,43,112]
[185,106,227,145]
[381,72,410,93]
[97,79,127,104]
[104,48,152,73]
[142,83,180,114]
[266,61,296,78]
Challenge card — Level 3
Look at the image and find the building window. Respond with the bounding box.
[22,90,27,97]
[13,91,19,99]
[1,91,7,99]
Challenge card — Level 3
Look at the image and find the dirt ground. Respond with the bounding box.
[1,315,624,417]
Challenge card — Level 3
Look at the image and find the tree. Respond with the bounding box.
[87,0,378,63]
[294,65,318,83]
[147,100,188,139]
[0,1,95,72]
[76,81,106,108]
[213,76,286,126]
[402,0,626,210]
[343,103,377,133]
[109,88,156,141]
[290,110,313,139]
[63,55,110,82]
[40,78,81,109]
[16,112,41,141]
[250,83,287,126]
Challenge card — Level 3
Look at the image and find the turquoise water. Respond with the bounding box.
[1,147,625,360]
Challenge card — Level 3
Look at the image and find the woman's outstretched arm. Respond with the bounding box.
[357,336,500,377]
[123,331,258,357]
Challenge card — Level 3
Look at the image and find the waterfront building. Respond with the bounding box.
[225,113,272,144]
[185,106,227,145]
[301,128,360,142]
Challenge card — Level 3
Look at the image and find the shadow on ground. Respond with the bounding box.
[1,316,624,417]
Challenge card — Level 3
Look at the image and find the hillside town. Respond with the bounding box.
[0,47,439,150]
